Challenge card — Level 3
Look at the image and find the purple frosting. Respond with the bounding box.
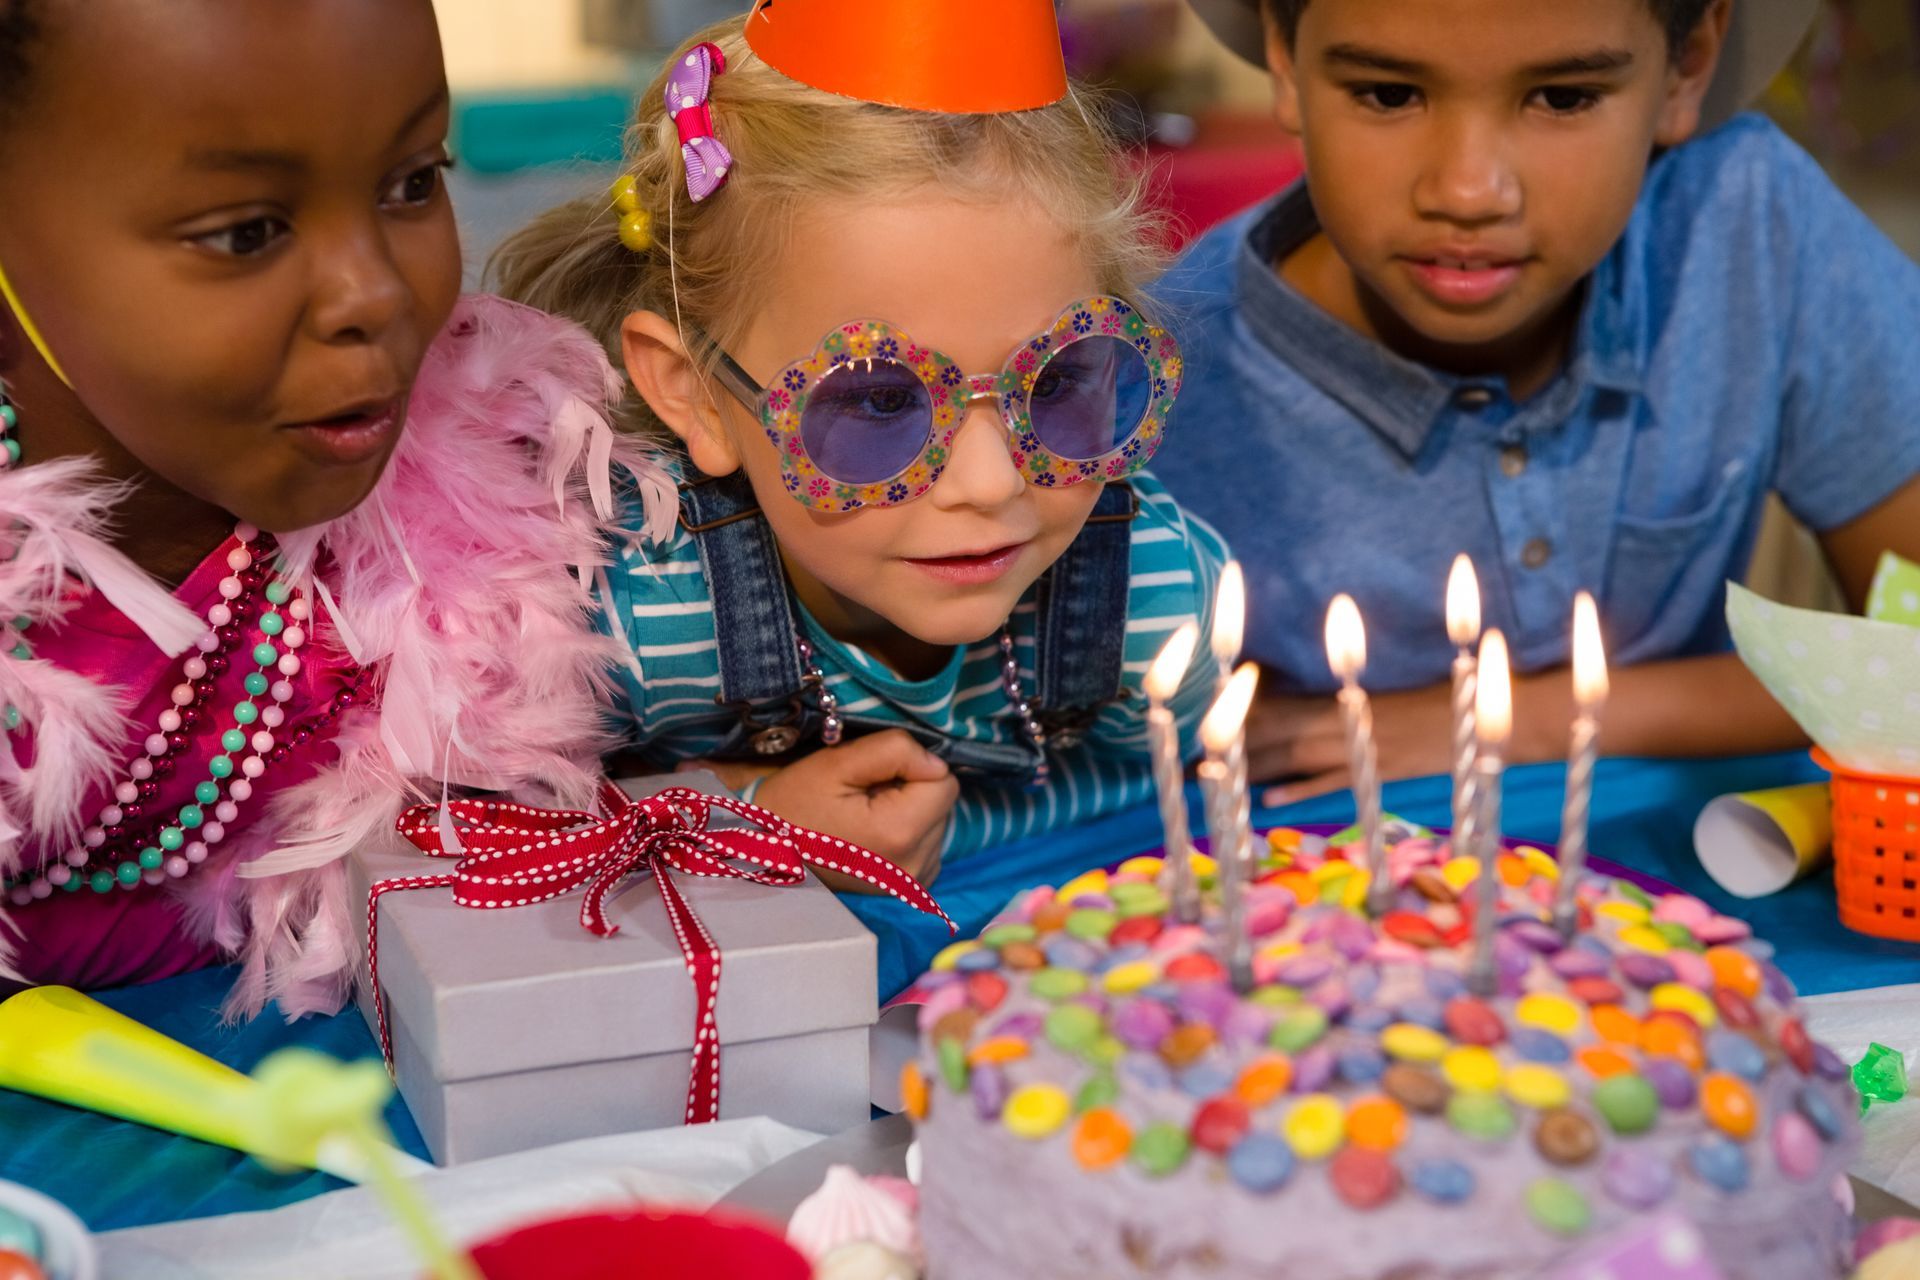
[913,830,1862,1280]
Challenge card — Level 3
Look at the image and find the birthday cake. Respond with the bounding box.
[889,827,1862,1280]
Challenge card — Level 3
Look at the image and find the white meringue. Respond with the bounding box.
[812,1240,918,1280]
[788,1165,920,1263]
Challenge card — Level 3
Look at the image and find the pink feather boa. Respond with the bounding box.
[0,294,675,1019]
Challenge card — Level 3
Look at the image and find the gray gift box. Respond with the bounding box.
[347,772,877,1165]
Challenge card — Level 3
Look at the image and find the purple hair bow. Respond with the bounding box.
[667,42,733,203]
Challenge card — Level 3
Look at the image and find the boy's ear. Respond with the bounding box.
[1654,0,1734,147]
[620,310,742,479]
[1263,11,1305,136]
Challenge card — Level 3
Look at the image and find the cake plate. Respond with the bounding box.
[724,1114,914,1222]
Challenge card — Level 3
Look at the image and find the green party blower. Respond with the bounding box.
[0,986,430,1183]
[242,1048,480,1280]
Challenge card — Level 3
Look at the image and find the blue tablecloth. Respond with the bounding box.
[5,752,1917,1231]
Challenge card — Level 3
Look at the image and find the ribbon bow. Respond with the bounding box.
[369,783,953,1125]
[667,41,733,203]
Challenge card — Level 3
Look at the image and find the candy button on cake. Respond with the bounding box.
[895,828,1861,1279]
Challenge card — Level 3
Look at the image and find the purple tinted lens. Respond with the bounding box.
[1027,336,1154,461]
[797,361,934,486]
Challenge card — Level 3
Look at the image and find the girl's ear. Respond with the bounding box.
[621,310,742,477]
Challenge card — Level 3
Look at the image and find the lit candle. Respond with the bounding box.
[1200,663,1261,992]
[1554,593,1609,938]
[1466,630,1512,998]
[1325,595,1388,915]
[1447,555,1482,857]
[1146,621,1202,923]
[1211,561,1245,686]
[1207,561,1250,886]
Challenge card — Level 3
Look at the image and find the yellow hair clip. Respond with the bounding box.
[609,175,654,253]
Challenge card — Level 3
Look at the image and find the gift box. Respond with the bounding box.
[347,773,883,1165]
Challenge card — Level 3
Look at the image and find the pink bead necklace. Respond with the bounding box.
[0,384,363,903]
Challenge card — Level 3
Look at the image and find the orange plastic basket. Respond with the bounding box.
[1814,748,1920,942]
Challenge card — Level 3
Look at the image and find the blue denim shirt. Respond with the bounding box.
[1150,114,1920,695]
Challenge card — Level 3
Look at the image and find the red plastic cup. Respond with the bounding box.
[462,1205,812,1280]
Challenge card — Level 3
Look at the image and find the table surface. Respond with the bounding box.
[3,751,1917,1233]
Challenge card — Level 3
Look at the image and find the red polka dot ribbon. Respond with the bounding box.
[368,783,955,1125]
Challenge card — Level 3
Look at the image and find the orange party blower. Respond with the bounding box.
[744,0,1068,112]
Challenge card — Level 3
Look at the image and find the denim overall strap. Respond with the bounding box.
[678,471,807,707]
[1030,480,1138,742]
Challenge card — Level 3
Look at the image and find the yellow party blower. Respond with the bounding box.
[0,986,431,1182]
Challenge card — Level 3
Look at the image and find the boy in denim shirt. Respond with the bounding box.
[1155,0,1920,797]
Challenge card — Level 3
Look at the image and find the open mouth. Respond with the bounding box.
[281,395,405,466]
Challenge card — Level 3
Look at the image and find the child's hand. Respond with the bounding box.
[1247,681,1458,807]
[683,758,780,791]
[751,731,959,890]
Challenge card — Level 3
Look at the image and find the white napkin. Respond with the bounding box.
[96,1117,824,1280]
[1727,583,1920,777]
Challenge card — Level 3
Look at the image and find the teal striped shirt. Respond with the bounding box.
[601,470,1230,860]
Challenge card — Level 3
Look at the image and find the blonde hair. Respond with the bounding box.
[489,16,1165,443]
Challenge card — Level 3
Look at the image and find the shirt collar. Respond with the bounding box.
[1232,182,1644,459]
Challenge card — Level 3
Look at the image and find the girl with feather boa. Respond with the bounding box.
[0,0,670,1018]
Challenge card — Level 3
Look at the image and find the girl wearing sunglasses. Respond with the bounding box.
[496,15,1228,885]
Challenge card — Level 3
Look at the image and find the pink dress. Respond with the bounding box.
[6,537,356,990]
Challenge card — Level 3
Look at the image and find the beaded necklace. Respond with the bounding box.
[795,626,1051,786]
[0,382,361,903]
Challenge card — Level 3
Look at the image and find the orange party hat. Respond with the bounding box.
[743,0,1068,113]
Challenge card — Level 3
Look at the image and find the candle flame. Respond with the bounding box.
[1145,621,1200,703]
[1325,594,1367,682]
[1573,591,1609,707]
[1211,562,1245,667]
[1476,629,1512,747]
[1201,662,1261,755]
[1447,555,1482,648]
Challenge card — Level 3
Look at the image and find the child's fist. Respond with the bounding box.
[753,730,959,889]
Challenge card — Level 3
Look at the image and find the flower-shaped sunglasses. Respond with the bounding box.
[704,297,1182,512]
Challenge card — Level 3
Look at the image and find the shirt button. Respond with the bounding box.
[1521,537,1553,570]
[1455,386,1496,409]
[1500,445,1529,478]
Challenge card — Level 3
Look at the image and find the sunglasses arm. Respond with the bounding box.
[687,327,766,413]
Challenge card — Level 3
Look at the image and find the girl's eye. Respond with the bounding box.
[383,159,452,209]
[190,216,290,258]
[1533,86,1602,115]
[859,385,917,417]
[1032,363,1095,405]
[1351,82,1420,112]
